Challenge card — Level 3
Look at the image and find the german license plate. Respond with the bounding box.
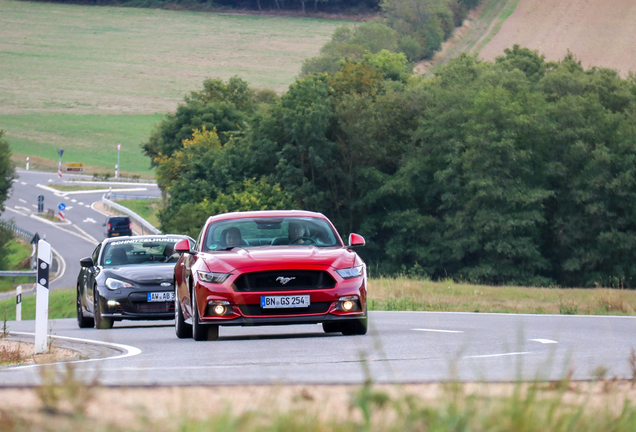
[261,295,310,309]
[112,233,119,236]
[148,292,175,302]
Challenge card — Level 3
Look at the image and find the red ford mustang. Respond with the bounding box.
[173,210,368,341]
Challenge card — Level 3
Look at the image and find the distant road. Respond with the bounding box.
[1,169,161,290]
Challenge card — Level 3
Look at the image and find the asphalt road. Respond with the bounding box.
[2,312,635,386]
[1,169,161,291]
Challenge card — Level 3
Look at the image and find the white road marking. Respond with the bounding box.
[65,206,73,210]
[7,332,142,369]
[11,179,18,183]
[85,205,91,208]
[465,352,530,359]
[14,205,31,212]
[29,214,97,244]
[64,196,70,200]
[529,339,558,344]
[413,328,464,333]
[5,207,27,216]
[31,204,37,208]
[71,199,77,203]
[18,198,27,204]
[83,217,97,223]
[72,223,99,244]
[78,202,84,205]
[20,182,26,185]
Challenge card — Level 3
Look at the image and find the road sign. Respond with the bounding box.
[58,202,66,211]
[66,162,84,173]
[30,233,40,245]
[57,149,64,157]
[37,195,44,203]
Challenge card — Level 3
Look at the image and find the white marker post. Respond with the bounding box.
[34,240,52,354]
[16,285,22,321]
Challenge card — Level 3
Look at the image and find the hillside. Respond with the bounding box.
[478,0,636,75]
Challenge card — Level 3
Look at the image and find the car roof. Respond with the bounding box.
[204,210,328,226]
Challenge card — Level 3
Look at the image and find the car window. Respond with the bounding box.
[203,217,340,251]
[101,238,182,267]
[92,244,102,264]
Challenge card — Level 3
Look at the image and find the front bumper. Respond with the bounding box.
[97,286,175,321]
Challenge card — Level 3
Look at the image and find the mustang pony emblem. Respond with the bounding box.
[276,276,296,285]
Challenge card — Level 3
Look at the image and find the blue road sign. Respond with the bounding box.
[58,202,66,211]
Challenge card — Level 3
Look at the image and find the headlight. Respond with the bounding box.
[105,278,133,290]
[197,271,231,284]
[336,265,364,279]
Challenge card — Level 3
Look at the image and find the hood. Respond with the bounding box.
[201,246,357,272]
[102,263,175,285]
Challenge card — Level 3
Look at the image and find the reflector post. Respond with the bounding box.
[34,240,52,355]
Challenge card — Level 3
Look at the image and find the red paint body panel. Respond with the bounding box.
[174,210,367,333]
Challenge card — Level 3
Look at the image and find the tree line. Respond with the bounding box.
[144,46,636,288]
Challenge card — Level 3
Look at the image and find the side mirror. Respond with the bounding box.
[80,257,94,267]
[175,238,195,254]
[348,233,365,247]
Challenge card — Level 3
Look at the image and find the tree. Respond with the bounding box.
[0,130,16,213]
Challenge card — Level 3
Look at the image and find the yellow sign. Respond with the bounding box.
[66,162,84,168]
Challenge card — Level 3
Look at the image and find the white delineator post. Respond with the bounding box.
[16,285,22,321]
[34,240,52,354]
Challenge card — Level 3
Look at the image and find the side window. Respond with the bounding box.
[92,244,102,265]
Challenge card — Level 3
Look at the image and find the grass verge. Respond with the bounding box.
[114,198,162,227]
[0,379,635,431]
[369,277,636,315]
[0,289,75,321]
[0,239,33,293]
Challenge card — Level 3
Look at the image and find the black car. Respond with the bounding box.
[76,234,194,329]
[104,215,133,238]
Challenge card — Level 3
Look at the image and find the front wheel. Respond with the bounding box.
[77,286,94,328]
[94,290,114,330]
[175,287,192,339]
[191,290,219,341]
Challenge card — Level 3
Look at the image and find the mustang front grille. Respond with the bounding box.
[233,270,336,292]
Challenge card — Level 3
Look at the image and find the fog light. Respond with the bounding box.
[337,296,361,312]
[206,300,231,316]
[107,300,120,307]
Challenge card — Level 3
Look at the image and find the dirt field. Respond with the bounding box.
[479,0,636,75]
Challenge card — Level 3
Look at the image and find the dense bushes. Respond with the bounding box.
[147,46,636,288]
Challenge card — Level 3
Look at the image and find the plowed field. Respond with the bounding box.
[479,0,636,75]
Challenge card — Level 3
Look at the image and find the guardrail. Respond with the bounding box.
[101,194,161,235]
[0,220,35,242]
[0,270,36,284]
[109,193,159,200]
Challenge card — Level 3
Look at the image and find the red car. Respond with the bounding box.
[173,210,368,341]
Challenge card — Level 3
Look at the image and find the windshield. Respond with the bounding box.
[202,217,341,251]
[101,237,182,267]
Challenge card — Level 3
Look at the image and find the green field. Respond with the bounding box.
[0,0,349,174]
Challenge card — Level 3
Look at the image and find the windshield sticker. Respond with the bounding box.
[105,260,112,264]
[110,238,179,246]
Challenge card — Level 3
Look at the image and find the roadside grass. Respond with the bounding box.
[0,239,33,293]
[0,0,348,174]
[3,114,162,178]
[368,277,636,315]
[1,378,636,431]
[0,289,75,321]
[114,198,162,227]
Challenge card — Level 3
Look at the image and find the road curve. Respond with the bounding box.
[1,311,635,386]
[1,169,161,291]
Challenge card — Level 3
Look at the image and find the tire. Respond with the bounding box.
[192,290,219,341]
[77,286,94,329]
[94,289,114,330]
[322,322,341,333]
[342,308,368,336]
[175,287,192,339]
